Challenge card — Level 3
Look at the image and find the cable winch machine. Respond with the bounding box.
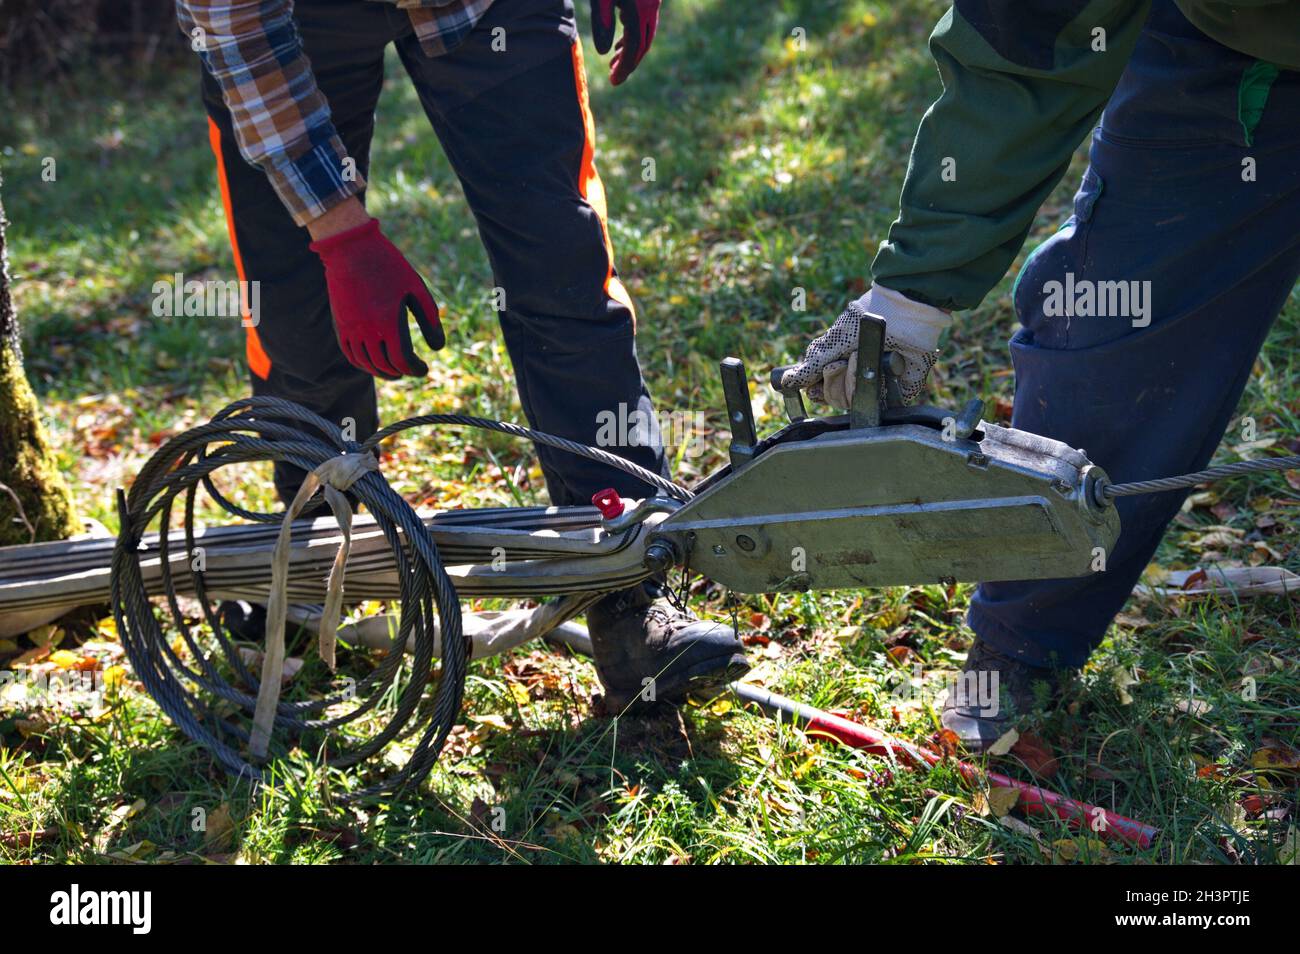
[0,315,1121,795]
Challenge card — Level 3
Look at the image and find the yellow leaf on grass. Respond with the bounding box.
[987,728,1020,757]
[988,787,1021,818]
[111,798,146,822]
[1052,839,1078,862]
[1252,748,1300,773]
[204,803,237,852]
[1112,667,1139,706]
[873,605,910,629]
[48,649,84,670]
[108,839,157,861]
[1053,837,1109,864]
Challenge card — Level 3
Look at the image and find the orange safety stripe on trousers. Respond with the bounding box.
[569,40,636,327]
[207,117,273,380]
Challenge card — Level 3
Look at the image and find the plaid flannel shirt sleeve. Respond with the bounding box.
[177,0,365,226]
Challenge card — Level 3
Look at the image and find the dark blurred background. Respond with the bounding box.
[0,0,181,88]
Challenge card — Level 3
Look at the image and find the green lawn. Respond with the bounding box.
[1,0,1297,864]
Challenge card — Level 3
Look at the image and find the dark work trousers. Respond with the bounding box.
[201,0,667,506]
[968,0,1300,668]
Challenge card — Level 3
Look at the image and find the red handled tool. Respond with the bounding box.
[731,682,1158,849]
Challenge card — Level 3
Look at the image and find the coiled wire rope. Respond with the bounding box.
[111,396,688,799]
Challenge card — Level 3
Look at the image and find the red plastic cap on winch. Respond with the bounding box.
[591,488,625,519]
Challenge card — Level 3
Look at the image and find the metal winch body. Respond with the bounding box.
[623,311,1119,592]
[649,417,1118,592]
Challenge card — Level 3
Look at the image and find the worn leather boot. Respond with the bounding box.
[586,577,750,711]
[940,639,1067,752]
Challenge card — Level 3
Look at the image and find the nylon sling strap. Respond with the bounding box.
[250,452,378,760]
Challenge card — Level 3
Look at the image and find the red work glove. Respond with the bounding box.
[308,218,444,380]
[590,0,660,86]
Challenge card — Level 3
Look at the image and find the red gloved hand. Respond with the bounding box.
[308,218,444,380]
[590,0,660,86]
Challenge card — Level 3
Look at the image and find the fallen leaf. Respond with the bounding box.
[1112,666,1139,706]
[931,728,961,758]
[1210,502,1238,522]
[987,728,1019,757]
[988,786,1021,818]
[1134,565,1300,598]
[998,814,1042,842]
[1189,528,1244,550]
[204,803,237,852]
[507,681,531,708]
[12,645,51,667]
[26,625,61,648]
[1011,733,1059,780]
[874,605,910,629]
[0,827,59,850]
[1052,837,1109,865]
[49,650,98,671]
[1240,793,1276,815]
[1174,697,1212,717]
[1052,838,1079,863]
[470,713,513,732]
[887,645,917,665]
[107,839,157,862]
[102,665,128,692]
[1252,747,1300,774]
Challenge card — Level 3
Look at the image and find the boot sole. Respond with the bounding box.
[603,652,751,713]
[939,708,1013,755]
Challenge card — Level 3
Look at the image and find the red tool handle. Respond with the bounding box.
[733,683,1157,849]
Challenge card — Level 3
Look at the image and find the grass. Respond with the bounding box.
[1,0,1298,864]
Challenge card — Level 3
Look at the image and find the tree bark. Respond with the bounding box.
[0,170,79,548]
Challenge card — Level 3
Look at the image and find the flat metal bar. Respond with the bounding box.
[720,357,758,470]
[849,313,886,428]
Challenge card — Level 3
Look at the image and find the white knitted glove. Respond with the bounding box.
[780,284,951,409]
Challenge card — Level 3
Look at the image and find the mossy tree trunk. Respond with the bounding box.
[0,172,79,547]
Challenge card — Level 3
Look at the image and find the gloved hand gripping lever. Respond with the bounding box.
[772,313,911,426]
